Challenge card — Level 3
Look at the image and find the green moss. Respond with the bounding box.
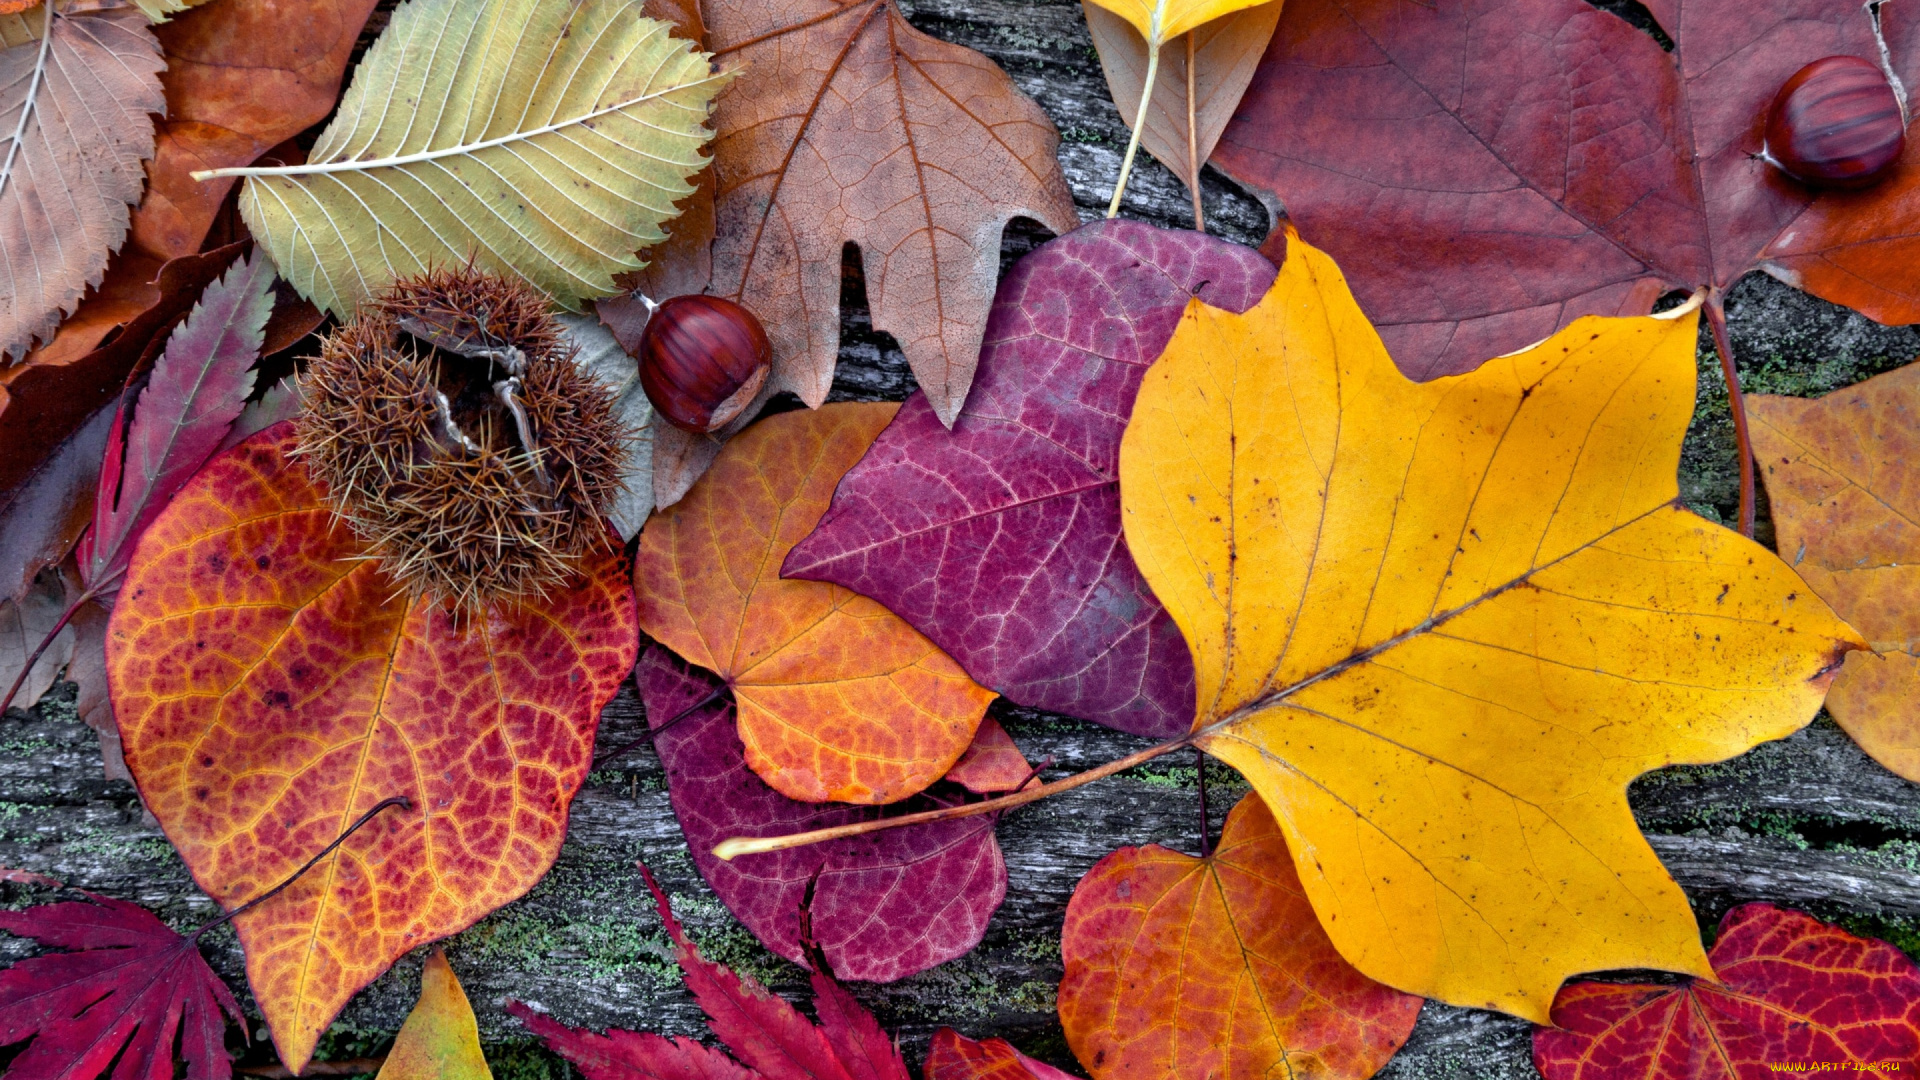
[486,1040,567,1080]
[1837,914,1920,960]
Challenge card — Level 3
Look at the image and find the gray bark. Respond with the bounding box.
[9,1,1920,1078]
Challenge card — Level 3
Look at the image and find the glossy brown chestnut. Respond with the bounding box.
[1765,55,1906,189]
[637,295,773,433]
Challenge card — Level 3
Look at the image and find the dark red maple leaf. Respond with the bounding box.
[1534,903,1920,1077]
[1210,0,1920,531]
[0,893,244,1080]
[510,865,910,1080]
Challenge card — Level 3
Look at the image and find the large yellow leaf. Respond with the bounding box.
[1086,0,1273,45]
[1117,230,1862,1022]
[204,0,730,318]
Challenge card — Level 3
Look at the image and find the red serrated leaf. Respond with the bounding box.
[506,1002,753,1080]
[0,894,243,1080]
[516,869,911,1080]
[639,868,855,1080]
[1534,903,1920,1077]
[76,250,275,596]
[921,1030,1075,1080]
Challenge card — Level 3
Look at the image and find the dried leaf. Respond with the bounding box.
[227,0,732,319]
[1118,231,1860,1019]
[636,403,996,806]
[1750,362,1920,782]
[77,249,275,596]
[922,1031,1076,1080]
[637,644,1005,982]
[0,5,164,360]
[1083,0,1280,202]
[1211,0,1917,378]
[1060,794,1420,1079]
[0,0,378,493]
[0,893,244,1080]
[0,399,114,603]
[512,866,911,1080]
[0,566,75,712]
[107,427,638,1073]
[787,221,1274,739]
[1534,904,1920,1077]
[374,951,493,1080]
[703,0,1079,425]
[558,312,654,542]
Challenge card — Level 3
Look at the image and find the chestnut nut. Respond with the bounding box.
[1764,55,1906,189]
[637,295,773,433]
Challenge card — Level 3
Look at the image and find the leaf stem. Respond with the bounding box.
[1107,38,1163,218]
[1186,32,1204,232]
[1704,295,1755,537]
[191,796,410,941]
[0,583,100,718]
[712,735,1192,860]
[591,684,728,770]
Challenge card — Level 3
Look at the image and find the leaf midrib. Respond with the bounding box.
[201,74,729,180]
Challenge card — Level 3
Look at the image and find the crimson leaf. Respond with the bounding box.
[0,893,243,1080]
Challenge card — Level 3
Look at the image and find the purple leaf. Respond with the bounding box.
[784,221,1274,738]
[637,644,1006,983]
[77,249,276,594]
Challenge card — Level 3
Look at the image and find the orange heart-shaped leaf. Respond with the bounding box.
[107,425,636,1074]
[635,402,995,805]
[1060,793,1422,1079]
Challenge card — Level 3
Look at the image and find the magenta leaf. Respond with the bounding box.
[77,249,276,593]
[784,220,1274,739]
[636,644,1006,983]
[0,894,244,1080]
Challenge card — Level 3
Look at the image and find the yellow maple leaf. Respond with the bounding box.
[1117,229,1863,1020]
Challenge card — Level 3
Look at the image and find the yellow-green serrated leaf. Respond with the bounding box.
[130,0,214,23]
[212,0,731,318]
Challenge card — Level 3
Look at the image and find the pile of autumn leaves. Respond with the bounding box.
[7,0,1920,1077]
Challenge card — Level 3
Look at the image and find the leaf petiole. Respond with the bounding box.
[190,795,411,941]
[712,734,1193,860]
[1107,37,1162,218]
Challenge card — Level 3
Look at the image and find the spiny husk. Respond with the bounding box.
[295,269,626,610]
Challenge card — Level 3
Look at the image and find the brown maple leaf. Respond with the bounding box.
[703,0,1080,426]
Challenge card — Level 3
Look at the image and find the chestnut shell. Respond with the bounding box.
[1764,55,1906,190]
[637,295,773,433]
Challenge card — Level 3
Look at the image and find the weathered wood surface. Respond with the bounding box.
[8,1,1920,1077]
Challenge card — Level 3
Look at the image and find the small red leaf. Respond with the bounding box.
[1534,903,1920,1077]
[505,1003,753,1080]
[0,893,244,1080]
[922,1030,1075,1080]
[639,868,854,1080]
[942,718,1032,795]
[77,250,276,595]
[517,869,910,1080]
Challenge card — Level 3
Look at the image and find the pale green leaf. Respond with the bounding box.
[212,0,732,318]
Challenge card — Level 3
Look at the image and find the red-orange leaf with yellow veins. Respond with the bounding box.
[106,425,637,1075]
[1059,794,1421,1080]
[635,403,995,805]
